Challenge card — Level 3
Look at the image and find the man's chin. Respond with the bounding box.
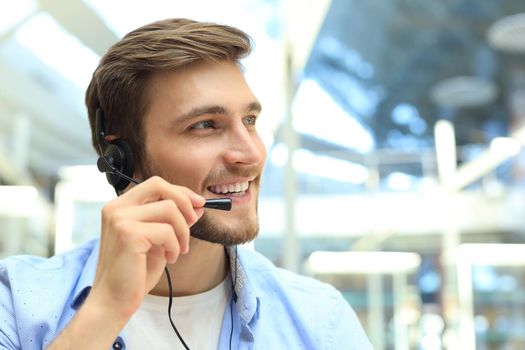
[190,213,259,246]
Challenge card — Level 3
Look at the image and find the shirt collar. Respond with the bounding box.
[227,245,261,325]
[70,239,100,309]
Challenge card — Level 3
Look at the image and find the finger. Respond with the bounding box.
[127,176,204,205]
[193,207,204,224]
[139,221,187,262]
[175,185,206,207]
[156,184,205,214]
[114,220,181,264]
[161,190,200,226]
[123,177,204,220]
[116,200,191,252]
[146,245,171,290]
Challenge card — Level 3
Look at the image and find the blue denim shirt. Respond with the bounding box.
[0,239,372,349]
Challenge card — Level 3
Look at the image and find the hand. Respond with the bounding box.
[87,176,205,321]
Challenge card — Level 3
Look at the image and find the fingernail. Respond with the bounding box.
[196,194,206,204]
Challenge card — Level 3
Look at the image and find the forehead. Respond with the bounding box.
[144,61,258,120]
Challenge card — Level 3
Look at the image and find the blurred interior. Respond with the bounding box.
[2,1,525,349]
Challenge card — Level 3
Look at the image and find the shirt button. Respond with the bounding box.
[112,341,123,350]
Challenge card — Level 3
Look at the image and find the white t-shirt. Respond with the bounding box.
[124,276,231,349]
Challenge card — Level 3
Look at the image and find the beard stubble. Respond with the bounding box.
[140,160,260,246]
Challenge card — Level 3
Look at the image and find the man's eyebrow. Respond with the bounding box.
[177,105,226,123]
[175,101,262,124]
[247,101,262,113]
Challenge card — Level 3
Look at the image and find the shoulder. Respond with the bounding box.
[0,239,97,281]
[237,247,351,321]
[1,239,97,268]
[238,246,341,299]
[0,239,100,349]
[0,238,99,309]
[0,238,99,303]
[237,247,372,348]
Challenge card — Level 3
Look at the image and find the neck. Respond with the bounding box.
[150,238,228,297]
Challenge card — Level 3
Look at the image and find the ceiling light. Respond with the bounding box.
[487,12,525,53]
[306,251,421,274]
[490,136,521,157]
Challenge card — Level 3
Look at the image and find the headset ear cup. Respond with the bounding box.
[105,138,135,192]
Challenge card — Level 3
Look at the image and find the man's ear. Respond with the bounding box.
[105,135,118,142]
[133,168,144,183]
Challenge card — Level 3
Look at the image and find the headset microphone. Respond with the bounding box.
[202,198,232,210]
[95,108,232,211]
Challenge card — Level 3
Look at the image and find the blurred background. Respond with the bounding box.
[1,0,525,349]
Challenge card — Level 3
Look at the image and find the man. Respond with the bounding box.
[0,18,371,349]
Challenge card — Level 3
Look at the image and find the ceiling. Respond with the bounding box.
[274,0,525,194]
[305,0,525,150]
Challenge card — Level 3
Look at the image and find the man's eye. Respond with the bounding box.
[191,120,215,129]
[243,115,257,126]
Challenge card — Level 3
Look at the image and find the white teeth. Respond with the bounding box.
[209,181,250,194]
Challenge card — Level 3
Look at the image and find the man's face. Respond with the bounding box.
[140,60,266,245]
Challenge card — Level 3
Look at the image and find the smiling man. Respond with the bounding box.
[142,60,265,247]
[0,19,371,349]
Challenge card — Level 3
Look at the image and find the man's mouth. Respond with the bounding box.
[208,180,250,196]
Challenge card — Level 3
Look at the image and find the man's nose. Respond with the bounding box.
[223,126,265,165]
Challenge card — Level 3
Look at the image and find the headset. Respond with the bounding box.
[95,108,231,210]
[95,108,136,192]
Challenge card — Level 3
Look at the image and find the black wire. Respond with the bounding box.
[165,258,236,350]
[165,267,191,350]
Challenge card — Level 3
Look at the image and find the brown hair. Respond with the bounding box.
[85,18,252,173]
